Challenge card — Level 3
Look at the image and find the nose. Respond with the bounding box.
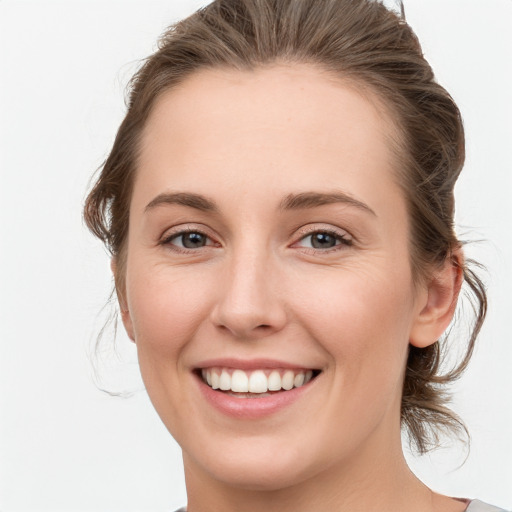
[209,249,288,340]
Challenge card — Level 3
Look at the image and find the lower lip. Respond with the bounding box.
[195,373,316,419]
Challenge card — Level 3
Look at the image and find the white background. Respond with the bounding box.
[0,1,511,510]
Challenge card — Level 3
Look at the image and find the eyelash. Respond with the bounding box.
[293,227,353,253]
[160,228,218,254]
[160,227,352,254]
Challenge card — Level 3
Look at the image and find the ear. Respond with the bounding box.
[409,250,464,348]
[111,258,135,342]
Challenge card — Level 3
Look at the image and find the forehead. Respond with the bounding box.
[135,63,403,213]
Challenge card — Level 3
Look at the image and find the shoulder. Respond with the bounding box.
[467,500,511,512]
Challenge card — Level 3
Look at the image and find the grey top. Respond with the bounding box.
[467,501,510,512]
[174,499,510,512]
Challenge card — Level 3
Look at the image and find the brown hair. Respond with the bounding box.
[84,0,487,454]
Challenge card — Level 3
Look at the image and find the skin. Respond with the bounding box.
[116,64,464,512]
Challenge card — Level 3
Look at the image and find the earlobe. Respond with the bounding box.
[409,250,464,349]
[110,258,136,343]
[120,308,136,342]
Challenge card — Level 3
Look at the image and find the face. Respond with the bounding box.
[121,64,431,490]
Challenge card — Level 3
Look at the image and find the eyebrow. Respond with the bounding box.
[279,191,376,216]
[144,190,375,216]
[145,192,219,213]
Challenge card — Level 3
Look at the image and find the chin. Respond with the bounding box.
[185,437,323,492]
[208,459,313,492]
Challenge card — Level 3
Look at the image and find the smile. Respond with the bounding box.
[194,360,322,418]
[200,367,316,396]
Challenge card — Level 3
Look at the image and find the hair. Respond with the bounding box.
[83,0,487,454]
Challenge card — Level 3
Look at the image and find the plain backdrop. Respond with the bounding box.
[0,1,511,511]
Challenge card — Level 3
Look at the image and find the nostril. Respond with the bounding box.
[209,282,288,339]
[213,318,284,340]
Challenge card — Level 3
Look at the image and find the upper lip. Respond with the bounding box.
[194,358,320,371]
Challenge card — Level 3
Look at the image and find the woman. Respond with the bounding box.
[84,0,508,510]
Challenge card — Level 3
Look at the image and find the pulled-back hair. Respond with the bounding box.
[84,0,487,454]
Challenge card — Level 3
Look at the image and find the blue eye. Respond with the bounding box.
[297,230,352,250]
[164,230,213,250]
[307,232,338,249]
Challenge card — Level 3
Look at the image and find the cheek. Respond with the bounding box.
[300,268,415,442]
[124,262,216,432]
[296,266,414,390]
[125,262,213,357]
[298,265,414,343]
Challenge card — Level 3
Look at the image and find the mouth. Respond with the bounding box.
[195,367,322,398]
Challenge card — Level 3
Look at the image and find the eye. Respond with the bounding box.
[162,229,217,251]
[294,229,352,251]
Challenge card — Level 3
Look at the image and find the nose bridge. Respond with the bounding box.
[211,242,286,339]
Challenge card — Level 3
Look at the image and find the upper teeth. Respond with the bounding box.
[201,368,314,393]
